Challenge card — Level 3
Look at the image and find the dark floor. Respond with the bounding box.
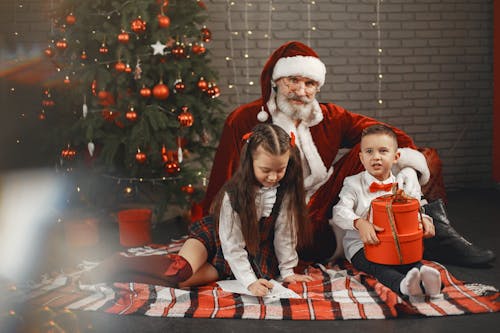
[4,188,500,332]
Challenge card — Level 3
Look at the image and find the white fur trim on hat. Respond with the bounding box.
[272,55,326,87]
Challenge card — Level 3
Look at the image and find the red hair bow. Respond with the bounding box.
[242,131,253,142]
[290,132,296,147]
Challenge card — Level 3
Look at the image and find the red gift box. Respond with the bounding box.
[364,191,423,265]
[117,209,152,247]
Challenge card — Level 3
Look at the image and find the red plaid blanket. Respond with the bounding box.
[24,238,499,320]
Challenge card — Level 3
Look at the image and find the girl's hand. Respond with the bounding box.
[248,279,274,296]
[355,218,383,245]
[420,216,435,238]
[283,274,313,283]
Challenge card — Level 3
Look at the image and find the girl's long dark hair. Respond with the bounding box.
[210,123,312,255]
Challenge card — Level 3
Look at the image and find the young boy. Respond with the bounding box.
[331,124,442,297]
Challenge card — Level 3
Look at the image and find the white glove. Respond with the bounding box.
[396,148,430,185]
[396,167,422,199]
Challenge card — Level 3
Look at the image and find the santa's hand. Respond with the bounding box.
[396,167,421,198]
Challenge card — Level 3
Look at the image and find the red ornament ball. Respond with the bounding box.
[139,86,152,98]
[61,147,77,160]
[201,27,211,42]
[174,81,185,92]
[197,77,208,91]
[153,83,170,100]
[171,45,186,58]
[212,85,221,97]
[131,17,147,33]
[126,109,138,121]
[181,184,195,195]
[99,43,109,54]
[91,80,98,95]
[191,43,206,55]
[97,90,108,100]
[44,47,54,57]
[80,51,87,60]
[165,160,180,174]
[66,13,76,25]
[135,150,147,164]
[178,108,194,127]
[117,31,130,43]
[115,61,126,72]
[56,39,68,50]
[157,14,170,28]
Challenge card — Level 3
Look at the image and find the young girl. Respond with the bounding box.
[82,123,313,296]
[331,124,442,297]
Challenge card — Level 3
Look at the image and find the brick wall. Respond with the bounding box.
[206,0,494,189]
[0,0,494,189]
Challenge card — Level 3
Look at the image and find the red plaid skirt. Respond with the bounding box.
[188,214,280,281]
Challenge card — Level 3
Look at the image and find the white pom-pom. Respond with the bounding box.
[257,107,269,122]
[87,142,95,156]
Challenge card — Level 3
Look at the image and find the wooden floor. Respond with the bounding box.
[4,188,500,332]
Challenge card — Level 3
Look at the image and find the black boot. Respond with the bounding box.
[422,199,496,267]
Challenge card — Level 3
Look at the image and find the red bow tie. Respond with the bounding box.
[369,182,395,193]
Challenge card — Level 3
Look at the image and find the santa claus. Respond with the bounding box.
[202,41,495,267]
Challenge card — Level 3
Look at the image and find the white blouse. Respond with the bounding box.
[218,185,298,289]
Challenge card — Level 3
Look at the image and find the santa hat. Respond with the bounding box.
[260,41,326,104]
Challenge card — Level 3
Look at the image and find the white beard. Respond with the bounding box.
[276,92,316,122]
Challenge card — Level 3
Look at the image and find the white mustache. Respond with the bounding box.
[285,92,313,103]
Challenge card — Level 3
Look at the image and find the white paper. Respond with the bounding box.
[216,279,301,300]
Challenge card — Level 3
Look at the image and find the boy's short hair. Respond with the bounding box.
[361,124,398,147]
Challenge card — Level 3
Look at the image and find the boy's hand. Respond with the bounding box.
[283,274,313,283]
[420,216,435,238]
[248,279,274,296]
[355,218,384,245]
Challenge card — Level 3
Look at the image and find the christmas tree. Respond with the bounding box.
[41,0,224,219]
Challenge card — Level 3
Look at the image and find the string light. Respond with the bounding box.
[306,1,311,45]
[102,173,182,184]
[244,0,250,100]
[306,1,317,46]
[375,0,383,109]
[266,1,273,55]
[225,0,241,105]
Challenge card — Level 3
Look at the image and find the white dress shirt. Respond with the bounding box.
[331,171,427,261]
[218,185,298,289]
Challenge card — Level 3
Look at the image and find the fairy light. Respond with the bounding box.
[266,1,273,55]
[13,1,20,38]
[244,0,251,100]
[306,1,311,45]
[306,1,317,46]
[225,0,241,105]
[11,0,23,146]
[375,0,383,108]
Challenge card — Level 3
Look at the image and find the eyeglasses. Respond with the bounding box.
[281,76,319,94]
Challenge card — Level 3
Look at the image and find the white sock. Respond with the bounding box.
[400,267,422,296]
[420,266,442,296]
